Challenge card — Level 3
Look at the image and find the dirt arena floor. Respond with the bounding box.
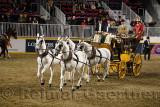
[0,54,160,107]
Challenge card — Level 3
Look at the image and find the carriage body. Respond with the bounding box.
[90,36,142,78]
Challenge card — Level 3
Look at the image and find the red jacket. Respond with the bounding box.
[133,24,144,38]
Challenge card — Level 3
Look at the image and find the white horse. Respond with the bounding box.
[77,41,111,82]
[54,38,87,91]
[35,34,61,87]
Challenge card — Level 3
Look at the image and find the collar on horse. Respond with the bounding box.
[61,50,72,63]
[38,45,49,58]
[87,46,96,60]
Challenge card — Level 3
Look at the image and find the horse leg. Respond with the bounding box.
[95,64,100,82]
[77,65,85,89]
[68,72,72,82]
[102,62,107,81]
[48,66,54,87]
[37,64,42,82]
[6,48,11,58]
[63,72,67,86]
[71,69,75,91]
[60,66,65,92]
[86,66,90,83]
[40,63,50,85]
[105,60,110,79]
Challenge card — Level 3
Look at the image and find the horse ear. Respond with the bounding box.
[58,37,61,41]
[37,33,40,37]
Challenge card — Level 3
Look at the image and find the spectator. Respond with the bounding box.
[142,20,148,27]
[115,18,119,26]
[98,9,103,19]
[95,0,101,9]
[21,6,27,13]
[118,16,122,25]
[90,2,96,9]
[79,3,84,11]
[70,16,78,37]
[85,2,91,9]
[87,17,95,25]
[9,8,14,15]
[33,17,38,24]
[18,14,26,23]
[81,19,86,29]
[103,10,109,17]
[73,3,78,12]
[15,7,20,14]
[7,15,12,22]
[27,17,32,23]
[0,15,7,22]
[130,19,137,27]
[38,15,46,24]
[148,19,156,27]
[70,16,77,25]
[46,16,52,24]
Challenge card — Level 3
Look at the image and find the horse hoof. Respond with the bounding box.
[63,83,67,86]
[59,88,63,92]
[68,80,71,82]
[97,79,100,82]
[102,79,104,82]
[80,85,82,87]
[48,84,51,87]
[86,81,89,83]
[41,82,45,85]
[105,76,108,78]
[76,86,80,89]
[72,88,75,91]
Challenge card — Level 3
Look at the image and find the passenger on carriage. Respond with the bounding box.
[93,19,105,43]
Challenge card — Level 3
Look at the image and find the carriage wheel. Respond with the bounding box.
[118,60,127,79]
[133,53,142,76]
[91,64,101,75]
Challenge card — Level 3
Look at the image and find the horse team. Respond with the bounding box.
[35,34,111,92]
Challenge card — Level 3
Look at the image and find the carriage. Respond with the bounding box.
[90,30,143,78]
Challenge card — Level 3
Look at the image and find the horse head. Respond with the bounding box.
[77,40,85,51]
[6,28,18,39]
[54,38,64,56]
[35,33,45,52]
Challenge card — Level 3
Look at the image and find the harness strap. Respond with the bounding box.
[97,49,102,64]
[49,52,55,67]
[74,53,79,68]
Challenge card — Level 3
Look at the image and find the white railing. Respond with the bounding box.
[101,1,119,19]
[122,2,140,23]
[0,22,160,38]
[55,6,66,25]
[0,22,63,37]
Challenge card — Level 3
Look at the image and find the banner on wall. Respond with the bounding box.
[0,39,26,52]
[151,44,160,55]
[25,39,57,52]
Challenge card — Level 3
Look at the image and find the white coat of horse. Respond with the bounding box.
[54,38,87,91]
[77,41,111,82]
[35,34,61,87]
